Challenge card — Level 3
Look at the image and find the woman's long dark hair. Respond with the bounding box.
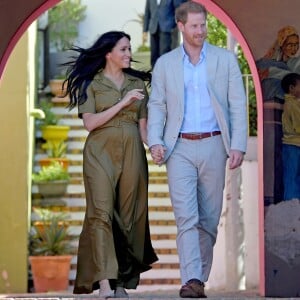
[63,31,151,109]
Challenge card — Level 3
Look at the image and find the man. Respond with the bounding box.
[143,0,186,68]
[147,1,247,298]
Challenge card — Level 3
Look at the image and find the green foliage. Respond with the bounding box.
[206,14,227,48]
[127,11,148,48]
[207,14,257,136]
[42,140,68,158]
[137,45,150,52]
[38,99,60,126]
[32,161,70,183]
[48,0,87,51]
[30,208,72,256]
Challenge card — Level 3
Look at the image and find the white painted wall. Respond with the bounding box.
[78,0,147,52]
[208,137,259,292]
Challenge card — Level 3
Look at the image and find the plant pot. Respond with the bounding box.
[49,79,66,97]
[29,255,72,292]
[41,125,70,145]
[49,79,70,103]
[37,180,69,197]
[39,158,69,170]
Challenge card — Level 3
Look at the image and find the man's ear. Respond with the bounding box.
[177,22,184,33]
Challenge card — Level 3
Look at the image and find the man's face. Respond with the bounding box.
[178,12,207,48]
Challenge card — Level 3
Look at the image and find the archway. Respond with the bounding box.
[0,0,263,295]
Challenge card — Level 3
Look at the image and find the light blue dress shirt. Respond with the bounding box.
[180,42,220,133]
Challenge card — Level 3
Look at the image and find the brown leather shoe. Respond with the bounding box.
[179,279,207,298]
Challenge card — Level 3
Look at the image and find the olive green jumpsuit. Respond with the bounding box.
[73,72,158,294]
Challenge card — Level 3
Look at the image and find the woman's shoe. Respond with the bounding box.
[99,279,114,298]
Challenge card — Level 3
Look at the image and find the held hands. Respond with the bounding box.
[228,149,244,169]
[120,89,145,107]
[150,144,167,166]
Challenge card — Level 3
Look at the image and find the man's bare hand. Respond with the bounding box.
[150,144,166,165]
[228,149,244,169]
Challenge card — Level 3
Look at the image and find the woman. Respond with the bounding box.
[256,25,300,101]
[64,31,158,298]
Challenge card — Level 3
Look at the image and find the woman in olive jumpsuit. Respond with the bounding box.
[64,31,158,298]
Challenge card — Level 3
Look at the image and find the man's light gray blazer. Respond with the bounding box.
[147,43,248,162]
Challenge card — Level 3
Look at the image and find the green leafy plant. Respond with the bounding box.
[38,99,60,126]
[42,140,68,158]
[30,208,72,256]
[207,14,257,136]
[48,0,87,51]
[32,161,70,183]
[137,44,150,52]
[126,11,146,48]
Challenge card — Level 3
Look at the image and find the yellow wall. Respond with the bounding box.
[0,24,36,293]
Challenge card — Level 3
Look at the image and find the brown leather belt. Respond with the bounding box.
[178,131,221,140]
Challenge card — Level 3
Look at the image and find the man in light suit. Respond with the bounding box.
[143,0,186,68]
[147,1,247,298]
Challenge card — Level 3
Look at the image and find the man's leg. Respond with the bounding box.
[159,31,172,56]
[150,31,160,68]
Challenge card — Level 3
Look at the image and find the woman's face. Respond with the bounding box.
[106,37,131,69]
[282,34,299,61]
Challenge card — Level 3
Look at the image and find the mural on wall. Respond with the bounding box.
[256,25,300,297]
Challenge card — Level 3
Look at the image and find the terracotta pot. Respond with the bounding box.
[39,157,69,170]
[49,79,66,97]
[29,255,72,292]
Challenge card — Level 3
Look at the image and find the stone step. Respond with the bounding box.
[67,266,181,281]
[59,221,178,236]
[32,187,170,200]
[33,156,166,174]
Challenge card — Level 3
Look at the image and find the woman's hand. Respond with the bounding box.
[119,89,145,107]
[82,89,145,132]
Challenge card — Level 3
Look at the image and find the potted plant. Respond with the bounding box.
[38,99,70,146]
[29,208,73,292]
[32,161,70,204]
[125,12,151,70]
[39,140,69,170]
[48,0,87,52]
[47,0,87,81]
[49,74,68,101]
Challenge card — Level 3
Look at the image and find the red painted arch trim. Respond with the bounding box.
[0,0,61,79]
[0,0,265,294]
[195,0,265,295]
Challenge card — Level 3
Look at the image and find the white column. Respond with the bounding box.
[225,166,246,290]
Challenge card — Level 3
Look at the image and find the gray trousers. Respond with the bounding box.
[166,135,227,284]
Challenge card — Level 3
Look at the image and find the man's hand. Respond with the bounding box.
[228,149,244,169]
[150,144,166,165]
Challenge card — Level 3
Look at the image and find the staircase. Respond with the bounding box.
[32,100,181,292]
